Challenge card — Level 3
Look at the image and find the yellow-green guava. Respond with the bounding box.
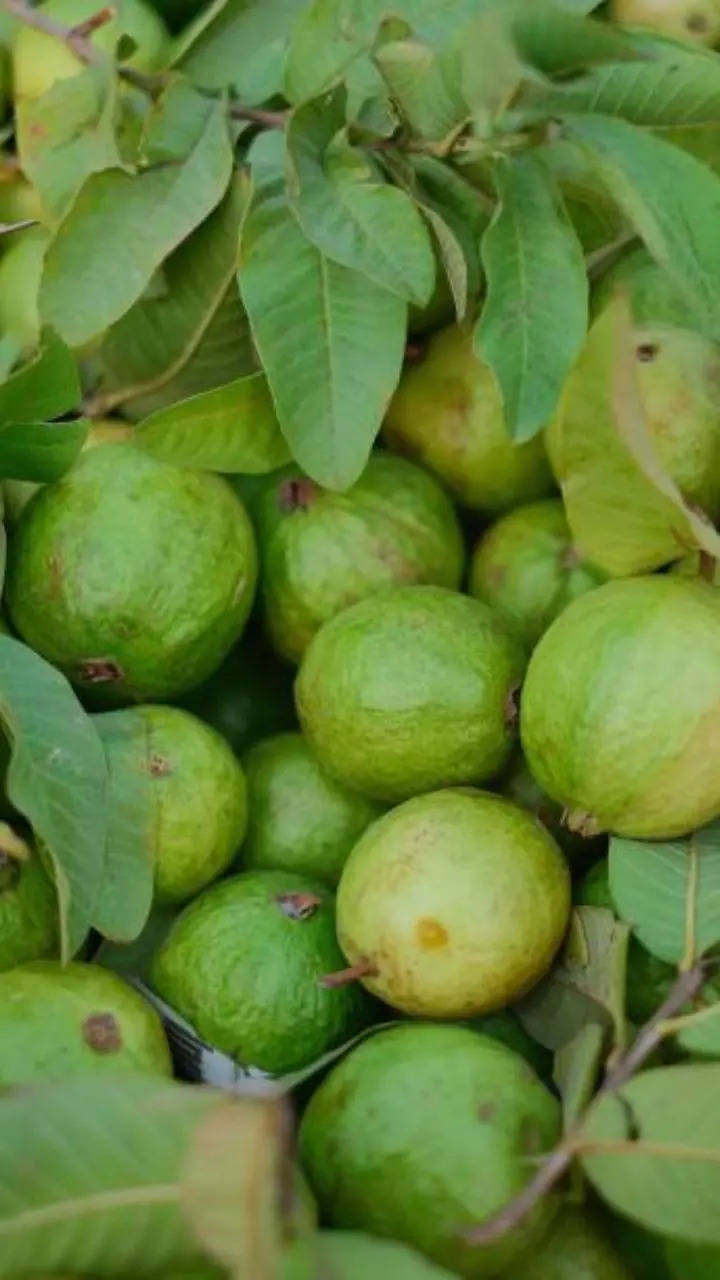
[13,0,169,100]
[610,0,720,45]
[335,788,570,1017]
[469,498,605,651]
[97,704,247,904]
[6,443,258,702]
[296,585,525,803]
[521,576,720,839]
[299,1023,562,1276]
[500,749,598,866]
[255,452,465,663]
[384,325,554,514]
[242,732,382,886]
[507,1206,632,1278]
[150,869,371,1075]
[0,826,58,970]
[0,173,44,225]
[0,226,48,360]
[0,960,172,1085]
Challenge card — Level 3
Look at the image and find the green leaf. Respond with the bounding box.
[519,56,720,128]
[510,4,642,74]
[93,176,253,418]
[554,1021,606,1131]
[238,180,406,489]
[563,113,720,340]
[476,152,588,440]
[610,821,720,966]
[179,0,306,103]
[0,418,88,482]
[0,1075,292,1276]
[286,92,435,306]
[135,372,290,472]
[0,331,81,423]
[375,39,467,140]
[91,710,158,945]
[676,997,720,1058]
[407,154,490,299]
[16,60,121,223]
[580,1063,720,1244]
[516,907,629,1051]
[40,88,233,347]
[0,636,107,959]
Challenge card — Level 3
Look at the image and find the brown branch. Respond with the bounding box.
[229,105,289,129]
[319,958,377,989]
[69,4,115,39]
[464,960,706,1247]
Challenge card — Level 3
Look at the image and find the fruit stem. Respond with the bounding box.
[319,958,377,989]
[69,5,115,39]
[699,550,717,583]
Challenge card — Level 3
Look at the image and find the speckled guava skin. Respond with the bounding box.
[610,0,720,46]
[508,1206,632,1279]
[97,705,247,904]
[150,870,370,1075]
[242,733,381,886]
[521,576,720,839]
[469,499,605,650]
[295,586,525,803]
[299,1023,561,1277]
[6,444,258,703]
[0,961,172,1085]
[336,788,570,1017]
[0,841,58,970]
[255,452,465,662]
[384,326,554,514]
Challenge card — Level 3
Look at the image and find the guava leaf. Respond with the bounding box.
[407,154,490,299]
[610,822,720,966]
[0,330,81,423]
[0,1075,291,1277]
[375,39,468,141]
[238,178,406,490]
[676,998,720,1058]
[92,175,252,416]
[16,59,121,223]
[509,5,642,74]
[179,0,306,103]
[135,372,290,472]
[40,87,233,347]
[0,419,88,482]
[516,907,629,1051]
[0,636,108,960]
[476,151,588,440]
[563,113,720,340]
[286,92,435,306]
[554,1021,606,1130]
[580,1064,720,1243]
[520,56,720,127]
[91,710,158,945]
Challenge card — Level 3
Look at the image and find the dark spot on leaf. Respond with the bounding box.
[636,342,658,363]
[275,892,322,921]
[78,658,125,685]
[278,477,318,514]
[149,754,171,778]
[477,1103,496,1122]
[83,1012,123,1054]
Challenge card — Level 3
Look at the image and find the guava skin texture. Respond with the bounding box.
[0,841,58,971]
[521,576,720,839]
[507,1206,632,1279]
[0,960,172,1086]
[150,869,370,1075]
[316,1231,458,1279]
[255,452,465,663]
[469,499,605,651]
[242,732,381,886]
[610,0,720,46]
[384,325,555,515]
[100,705,248,905]
[336,789,570,1018]
[6,444,258,703]
[295,585,525,804]
[299,1023,562,1277]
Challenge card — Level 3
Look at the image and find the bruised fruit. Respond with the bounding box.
[254,453,464,662]
[296,586,525,803]
[521,576,720,838]
[0,961,172,1085]
[507,1206,632,1279]
[469,499,605,650]
[6,444,258,702]
[243,733,381,886]
[0,827,58,970]
[299,1023,561,1277]
[334,788,570,1017]
[610,0,720,45]
[384,326,554,514]
[151,870,370,1075]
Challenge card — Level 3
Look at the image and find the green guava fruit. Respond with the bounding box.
[13,0,169,100]
[335,788,570,1017]
[465,1009,553,1082]
[242,732,381,886]
[254,452,464,663]
[664,1237,720,1277]
[507,1206,632,1279]
[500,748,599,866]
[0,960,172,1085]
[97,705,247,904]
[604,1217,672,1280]
[296,585,525,803]
[0,226,48,360]
[4,419,134,528]
[610,0,720,44]
[0,825,58,970]
[6,443,258,702]
[0,173,44,225]
[384,325,554,514]
[521,576,720,839]
[179,626,296,757]
[151,869,371,1075]
[316,1230,458,1278]
[299,1023,562,1277]
[469,499,605,651]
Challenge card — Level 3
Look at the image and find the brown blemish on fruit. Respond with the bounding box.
[49,552,64,599]
[504,685,519,728]
[477,1103,496,1123]
[404,341,426,365]
[687,11,709,31]
[278,477,318,514]
[149,754,171,778]
[83,1012,123,1054]
[275,892,322,921]
[559,544,582,571]
[416,917,448,950]
[78,658,124,685]
[636,342,658,363]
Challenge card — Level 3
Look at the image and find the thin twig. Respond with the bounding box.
[464,961,706,1247]
[0,218,37,234]
[229,105,289,129]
